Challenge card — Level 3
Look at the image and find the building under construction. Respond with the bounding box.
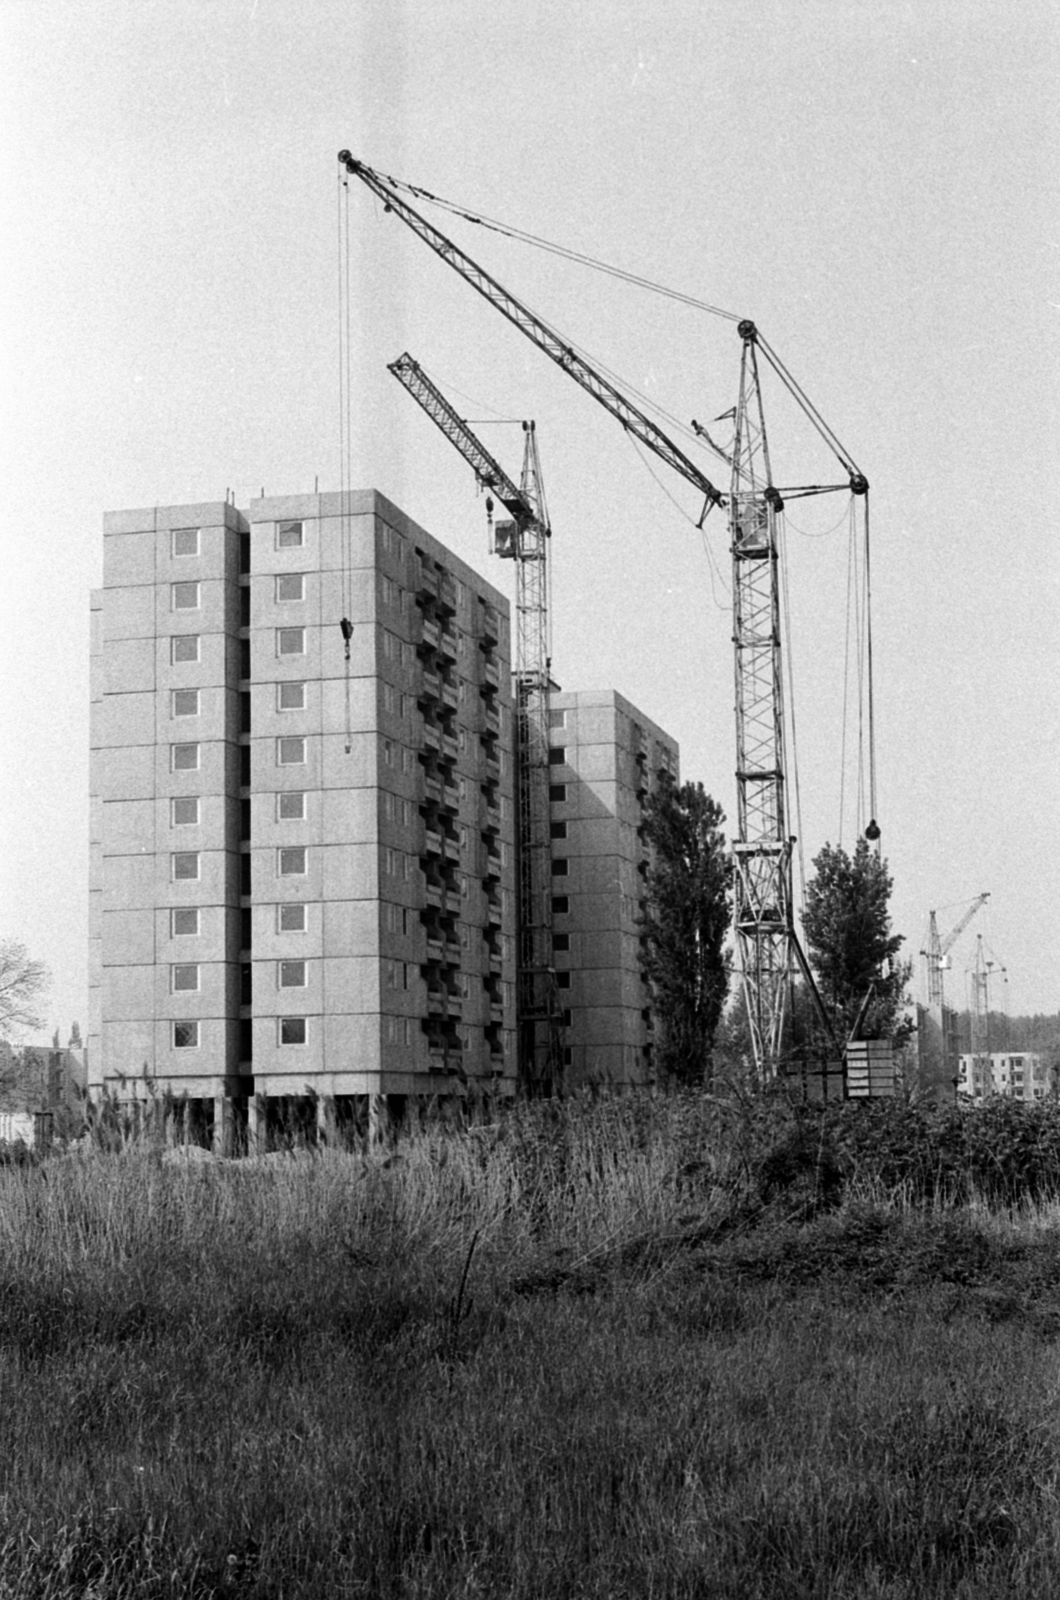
[89,489,673,1140]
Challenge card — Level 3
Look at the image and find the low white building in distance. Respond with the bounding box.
[957,1051,1051,1102]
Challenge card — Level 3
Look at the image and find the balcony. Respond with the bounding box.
[441,732,460,762]
[425,937,444,964]
[438,574,457,614]
[481,655,500,688]
[423,827,443,858]
[441,679,459,711]
[416,563,439,601]
[422,721,441,752]
[443,835,461,864]
[423,771,443,804]
[436,627,458,664]
[420,614,440,650]
[444,889,463,917]
[420,669,441,703]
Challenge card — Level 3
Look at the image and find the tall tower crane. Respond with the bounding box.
[340,152,871,1084]
[386,353,564,1091]
[921,893,989,1013]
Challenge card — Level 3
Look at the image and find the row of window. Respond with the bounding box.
[171,792,309,826]
[171,846,311,880]
[170,843,428,881]
[169,734,309,770]
[168,521,304,561]
[168,682,312,720]
[172,574,309,611]
[172,1017,306,1050]
[172,960,307,991]
[169,628,308,662]
[169,904,307,937]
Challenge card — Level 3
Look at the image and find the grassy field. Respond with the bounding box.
[3,1093,1060,1597]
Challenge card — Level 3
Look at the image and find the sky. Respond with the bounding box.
[1,0,1057,1037]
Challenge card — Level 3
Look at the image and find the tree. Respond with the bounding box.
[0,940,49,1045]
[640,776,732,1086]
[801,840,911,1044]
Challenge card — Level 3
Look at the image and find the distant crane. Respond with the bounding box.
[386,353,564,1091]
[969,933,1008,1075]
[921,893,989,1013]
[340,152,874,1086]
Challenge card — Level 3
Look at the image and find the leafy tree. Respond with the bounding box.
[0,940,49,1045]
[801,840,911,1043]
[640,777,731,1086]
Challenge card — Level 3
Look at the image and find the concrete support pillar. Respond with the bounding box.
[213,1095,232,1158]
[248,1093,265,1155]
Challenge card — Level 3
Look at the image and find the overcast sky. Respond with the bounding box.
[1,0,1057,1035]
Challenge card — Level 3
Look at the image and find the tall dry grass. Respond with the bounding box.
[2,1093,1060,1596]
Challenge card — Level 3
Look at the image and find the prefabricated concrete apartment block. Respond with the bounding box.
[90,491,518,1132]
[548,691,678,1086]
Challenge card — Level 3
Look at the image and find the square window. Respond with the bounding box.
[280,960,307,988]
[173,1019,199,1049]
[551,858,569,877]
[171,634,200,664]
[278,736,306,766]
[553,933,570,952]
[172,851,200,881]
[548,747,565,766]
[172,581,200,611]
[172,688,199,718]
[276,572,305,602]
[171,796,199,827]
[171,528,199,558]
[550,821,567,840]
[278,681,306,711]
[279,846,307,876]
[277,520,304,549]
[556,971,571,990]
[552,896,569,915]
[549,784,567,803]
[278,903,307,932]
[171,742,199,771]
[172,963,199,992]
[548,708,566,728]
[171,907,199,937]
[277,791,306,820]
[279,1016,307,1045]
[277,627,306,656]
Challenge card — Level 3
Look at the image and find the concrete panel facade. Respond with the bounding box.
[92,489,518,1131]
[549,689,679,1087]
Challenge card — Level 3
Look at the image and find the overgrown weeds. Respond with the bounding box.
[3,1092,1060,1594]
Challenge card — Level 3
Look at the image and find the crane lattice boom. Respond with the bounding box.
[345,151,866,1084]
[388,352,564,1091]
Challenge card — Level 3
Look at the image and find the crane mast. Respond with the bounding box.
[343,152,867,1084]
[387,353,564,1091]
[728,326,797,1068]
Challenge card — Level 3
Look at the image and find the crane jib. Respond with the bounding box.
[339,153,723,509]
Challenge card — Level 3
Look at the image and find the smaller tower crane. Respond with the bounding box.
[921,893,989,1013]
[387,353,564,1091]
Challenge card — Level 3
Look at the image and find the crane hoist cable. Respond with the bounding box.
[337,168,355,751]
